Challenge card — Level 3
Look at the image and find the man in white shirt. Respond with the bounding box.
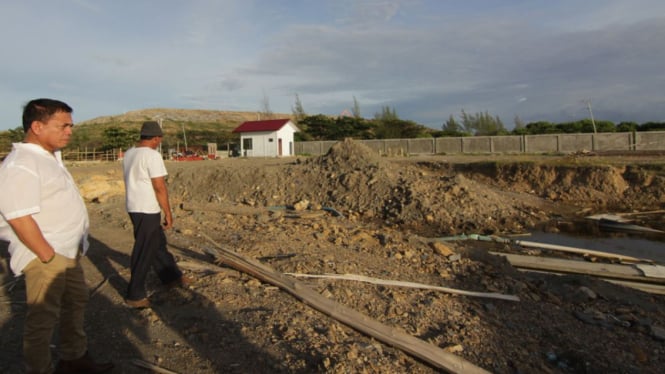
[122,121,190,309]
[0,98,113,373]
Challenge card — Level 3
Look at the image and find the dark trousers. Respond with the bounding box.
[126,212,182,301]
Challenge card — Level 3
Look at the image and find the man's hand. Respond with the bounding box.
[162,214,173,230]
[7,215,56,262]
[152,176,173,230]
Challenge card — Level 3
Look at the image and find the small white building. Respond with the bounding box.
[232,119,299,157]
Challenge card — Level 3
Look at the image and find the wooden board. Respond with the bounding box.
[492,252,665,285]
[201,233,490,374]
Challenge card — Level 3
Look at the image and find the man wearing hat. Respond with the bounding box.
[121,121,191,308]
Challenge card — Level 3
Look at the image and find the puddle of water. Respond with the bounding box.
[529,219,665,264]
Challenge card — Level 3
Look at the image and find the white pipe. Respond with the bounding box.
[513,239,649,263]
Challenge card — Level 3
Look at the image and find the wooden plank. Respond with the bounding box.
[635,264,665,279]
[511,239,651,263]
[603,279,665,295]
[513,268,665,295]
[201,233,490,374]
[181,202,264,216]
[586,214,632,223]
[286,273,520,301]
[432,234,652,263]
[493,252,665,285]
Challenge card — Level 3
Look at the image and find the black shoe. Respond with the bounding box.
[54,351,114,373]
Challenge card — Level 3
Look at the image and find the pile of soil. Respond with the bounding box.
[2,140,665,373]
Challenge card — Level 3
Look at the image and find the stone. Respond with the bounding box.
[429,242,455,257]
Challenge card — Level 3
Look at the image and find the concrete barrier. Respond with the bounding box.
[559,134,594,153]
[435,138,463,154]
[295,131,665,156]
[635,132,665,150]
[595,133,632,151]
[524,134,559,153]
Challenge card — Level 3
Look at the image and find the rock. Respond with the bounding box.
[293,199,310,211]
[448,254,462,262]
[651,325,665,341]
[445,344,464,353]
[578,286,597,300]
[429,241,455,257]
[77,175,125,202]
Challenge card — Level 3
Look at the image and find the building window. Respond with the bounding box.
[268,138,274,142]
[243,138,253,150]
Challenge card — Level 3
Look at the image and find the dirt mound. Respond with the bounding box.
[73,141,665,237]
[310,138,386,172]
[294,139,394,217]
[451,161,665,212]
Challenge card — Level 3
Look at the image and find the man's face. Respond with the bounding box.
[34,111,74,152]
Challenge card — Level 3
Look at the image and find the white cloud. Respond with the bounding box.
[1,1,665,129]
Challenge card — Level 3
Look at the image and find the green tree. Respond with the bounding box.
[525,121,557,134]
[292,93,306,124]
[102,126,137,151]
[299,114,335,140]
[0,126,24,153]
[8,127,24,143]
[330,117,357,139]
[375,106,399,122]
[441,115,466,136]
[512,115,528,135]
[459,109,506,135]
[593,120,616,133]
[70,127,92,149]
[374,118,430,139]
[442,114,460,132]
[638,122,665,131]
[514,115,525,131]
[616,121,638,132]
[352,96,361,119]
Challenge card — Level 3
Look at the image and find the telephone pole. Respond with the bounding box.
[584,99,597,134]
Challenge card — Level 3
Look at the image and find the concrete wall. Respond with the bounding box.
[635,132,665,150]
[524,134,559,153]
[407,138,436,154]
[294,131,665,156]
[298,140,336,155]
[435,138,463,154]
[559,134,593,153]
[491,136,523,153]
[596,133,632,151]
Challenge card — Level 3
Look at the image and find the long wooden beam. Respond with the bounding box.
[285,272,520,301]
[200,233,490,374]
[493,252,665,285]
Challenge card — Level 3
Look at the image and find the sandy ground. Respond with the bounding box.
[2,140,665,373]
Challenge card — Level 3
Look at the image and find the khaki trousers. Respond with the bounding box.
[22,254,88,374]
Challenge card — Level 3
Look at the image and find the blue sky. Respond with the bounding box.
[1,0,664,131]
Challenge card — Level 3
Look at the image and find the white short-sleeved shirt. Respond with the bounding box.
[122,146,167,214]
[0,143,90,275]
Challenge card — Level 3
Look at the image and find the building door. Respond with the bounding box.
[278,138,283,156]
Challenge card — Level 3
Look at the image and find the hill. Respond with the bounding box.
[74,108,292,151]
[80,108,291,127]
[77,107,292,138]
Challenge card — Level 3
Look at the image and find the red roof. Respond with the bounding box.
[232,119,292,133]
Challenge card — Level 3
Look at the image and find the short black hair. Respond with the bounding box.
[22,98,73,132]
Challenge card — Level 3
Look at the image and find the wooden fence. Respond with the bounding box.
[0,148,123,162]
